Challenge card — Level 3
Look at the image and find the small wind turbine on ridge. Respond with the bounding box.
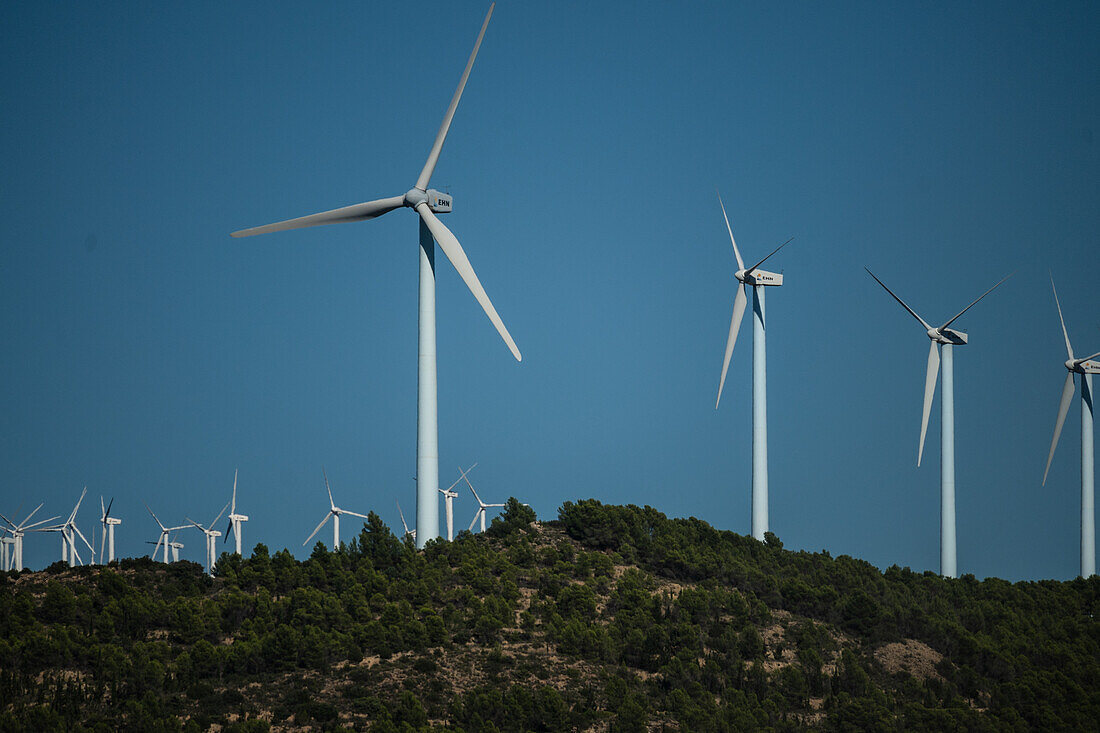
[303,469,369,550]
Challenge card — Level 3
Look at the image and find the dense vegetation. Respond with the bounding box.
[1,499,1097,731]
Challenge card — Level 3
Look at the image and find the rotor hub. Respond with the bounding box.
[403,188,428,209]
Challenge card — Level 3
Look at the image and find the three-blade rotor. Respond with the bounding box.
[714,191,794,409]
[866,269,1012,466]
[230,3,519,363]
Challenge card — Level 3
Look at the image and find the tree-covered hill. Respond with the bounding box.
[1,499,1097,731]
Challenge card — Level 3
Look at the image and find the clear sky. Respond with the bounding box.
[1,1,1097,580]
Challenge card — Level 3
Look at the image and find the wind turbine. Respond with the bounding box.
[303,469,370,550]
[187,502,229,576]
[46,488,95,567]
[396,501,416,544]
[146,534,184,563]
[223,470,249,555]
[145,503,189,564]
[231,3,520,550]
[0,504,58,571]
[99,496,121,564]
[713,191,794,541]
[1041,276,1100,578]
[463,472,508,533]
[866,268,1011,578]
[440,463,477,541]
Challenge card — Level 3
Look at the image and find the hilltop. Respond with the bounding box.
[1,499,1098,731]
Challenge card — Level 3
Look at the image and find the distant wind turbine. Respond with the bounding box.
[1041,275,1100,578]
[440,463,477,541]
[0,504,57,571]
[713,191,795,541]
[303,469,369,550]
[866,268,1011,578]
[187,502,230,576]
[43,488,95,567]
[397,501,416,544]
[223,470,249,555]
[145,503,189,564]
[99,496,121,564]
[231,3,520,549]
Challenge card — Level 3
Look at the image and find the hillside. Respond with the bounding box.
[1,499,1098,731]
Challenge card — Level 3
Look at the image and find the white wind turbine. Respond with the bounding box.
[145,503,189,564]
[303,469,370,550]
[0,504,58,571]
[1041,275,1100,578]
[713,191,794,541]
[463,472,507,533]
[232,3,520,550]
[187,502,230,576]
[146,534,184,563]
[223,470,249,556]
[45,488,95,567]
[396,501,416,544]
[99,496,121,564]
[866,268,1011,578]
[439,463,477,541]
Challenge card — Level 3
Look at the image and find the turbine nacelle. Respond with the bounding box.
[930,327,968,345]
[1070,358,1100,374]
[403,187,452,214]
[735,268,783,287]
[229,513,249,522]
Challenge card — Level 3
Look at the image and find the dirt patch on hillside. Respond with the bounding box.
[874,639,943,681]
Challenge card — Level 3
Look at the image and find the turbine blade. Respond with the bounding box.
[105,497,113,520]
[18,503,43,529]
[1042,372,1077,486]
[186,518,204,531]
[69,487,87,524]
[342,510,370,520]
[99,519,106,561]
[417,203,521,361]
[1050,275,1075,361]
[303,513,331,546]
[145,502,166,531]
[397,501,409,533]
[918,340,940,467]
[210,501,230,531]
[715,190,745,271]
[746,237,795,275]
[716,285,748,409]
[230,196,405,238]
[415,3,495,191]
[21,516,60,531]
[74,526,94,553]
[865,268,933,331]
[1081,350,1100,363]
[231,469,238,514]
[224,520,233,542]
[446,463,478,493]
[940,272,1014,330]
[323,467,335,510]
[462,473,486,507]
[469,511,482,533]
[100,496,106,519]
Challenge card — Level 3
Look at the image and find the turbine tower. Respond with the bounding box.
[1041,276,1100,578]
[303,469,370,550]
[224,470,249,555]
[187,502,229,576]
[231,3,520,550]
[99,496,121,564]
[713,191,794,541]
[440,463,477,541]
[866,269,1011,578]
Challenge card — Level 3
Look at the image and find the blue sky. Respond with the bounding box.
[1,1,1097,580]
